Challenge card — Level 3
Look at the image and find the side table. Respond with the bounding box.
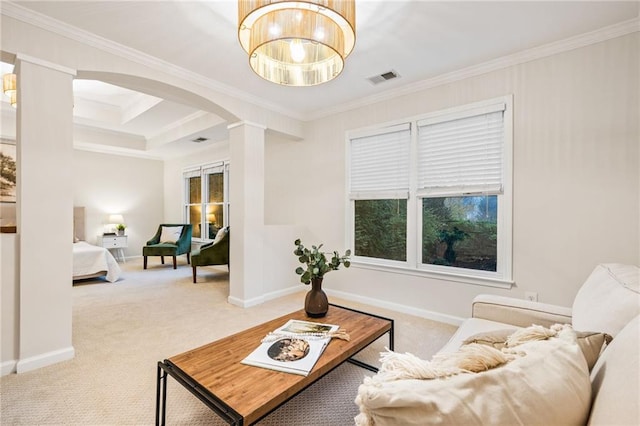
[97,235,127,263]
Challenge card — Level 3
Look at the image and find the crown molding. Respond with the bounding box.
[147,110,212,140]
[16,52,76,75]
[308,17,640,121]
[1,2,306,121]
[73,141,164,161]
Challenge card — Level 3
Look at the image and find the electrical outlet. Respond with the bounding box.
[525,292,538,302]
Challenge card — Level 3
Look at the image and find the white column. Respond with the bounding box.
[227,121,265,307]
[15,54,76,373]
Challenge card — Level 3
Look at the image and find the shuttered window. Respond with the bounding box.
[417,104,505,196]
[349,124,411,200]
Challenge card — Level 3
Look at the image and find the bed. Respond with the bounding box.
[73,207,121,283]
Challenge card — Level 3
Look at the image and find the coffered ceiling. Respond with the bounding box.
[1,1,638,159]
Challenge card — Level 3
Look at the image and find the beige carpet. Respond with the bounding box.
[0,257,457,425]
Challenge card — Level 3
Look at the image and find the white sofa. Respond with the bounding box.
[356,264,640,425]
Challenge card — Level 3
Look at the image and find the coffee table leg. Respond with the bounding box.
[156,362,168,426]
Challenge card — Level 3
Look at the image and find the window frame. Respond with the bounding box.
[183,161,230,242]
[346,96,513,288]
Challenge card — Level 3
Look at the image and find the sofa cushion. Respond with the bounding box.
[588,315,640,426]
[572,264,640,338]
[438,318,518,354]
[463,329,611,371]
[159,226,183,244]
[355,326,591,426]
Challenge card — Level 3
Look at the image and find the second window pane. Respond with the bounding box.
[422,196,497,272]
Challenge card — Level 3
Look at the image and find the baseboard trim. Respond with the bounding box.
[228,285,303,308]
[16,346,75,374]
[326,289,465,326]
[228,295,264,308]
[1,359,17,376]
[263,285,305,302]
[228,286,463,325]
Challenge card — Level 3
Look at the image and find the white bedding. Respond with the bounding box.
[73,241,121,283]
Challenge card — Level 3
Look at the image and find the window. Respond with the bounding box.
[350,124,410,263]
[183,161,230,240]
[348,97,512,285]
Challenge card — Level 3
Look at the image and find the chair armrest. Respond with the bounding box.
[472,295,573,328]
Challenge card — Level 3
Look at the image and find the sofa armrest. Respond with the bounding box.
[472,295,573,328]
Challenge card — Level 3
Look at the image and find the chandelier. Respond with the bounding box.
[3,73,17,108]
[238,0,356,86]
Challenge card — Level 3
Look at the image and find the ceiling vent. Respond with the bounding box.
[191,137,209,143]
[367,70,400,85]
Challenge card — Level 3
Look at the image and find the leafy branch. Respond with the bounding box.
[294,239,351,284]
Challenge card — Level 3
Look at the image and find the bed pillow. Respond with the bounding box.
[355,327,591,426]
[159,226,183,244]
[462,329,611,370]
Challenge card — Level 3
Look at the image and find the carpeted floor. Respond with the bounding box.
[0,257,457,425]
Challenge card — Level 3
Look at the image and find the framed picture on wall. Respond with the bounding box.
[1,138,17,203]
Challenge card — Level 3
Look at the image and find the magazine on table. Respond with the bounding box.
[241,319,340,376]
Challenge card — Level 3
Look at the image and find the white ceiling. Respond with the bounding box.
[1,1,638,159]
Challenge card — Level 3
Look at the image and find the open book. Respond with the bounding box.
[241,319,339,376]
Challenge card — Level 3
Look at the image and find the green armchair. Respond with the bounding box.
[143,224,192,270]
[192,227,229,283]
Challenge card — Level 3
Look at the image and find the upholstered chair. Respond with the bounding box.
[191,227,229,283]
[143,224,192,269]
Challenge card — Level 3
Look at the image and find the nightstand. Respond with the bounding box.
[98,235,128,263]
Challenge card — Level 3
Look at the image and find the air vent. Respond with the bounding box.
[367,70,400,85]
[191,137,209,143]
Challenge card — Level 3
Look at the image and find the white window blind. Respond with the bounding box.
[349,124,411,199]
[417,106,505,196]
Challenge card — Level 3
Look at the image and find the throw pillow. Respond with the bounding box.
[159,226,183,244]
[462,328,611,371]
[589,315,640,426]
[355,325,591,426]
[572,263,640,338]
[213,227,227,245]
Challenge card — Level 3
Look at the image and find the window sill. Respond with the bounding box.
[351,261,514,289]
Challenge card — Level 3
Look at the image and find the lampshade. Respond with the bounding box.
[3,73,16,96]
[9,91,16,109]
[238,0,356,86]
[108,214,124,224]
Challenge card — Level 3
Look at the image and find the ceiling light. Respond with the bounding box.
[3,73,16,97]
[4,73,17,108]
[238,1,356,87]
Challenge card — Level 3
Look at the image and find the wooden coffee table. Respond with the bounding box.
[155,304,393,425]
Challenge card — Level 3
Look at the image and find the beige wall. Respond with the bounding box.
[267,33,639,319]
[73,149,164,257]
[16,57,75,373]
[1,234,18,373]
